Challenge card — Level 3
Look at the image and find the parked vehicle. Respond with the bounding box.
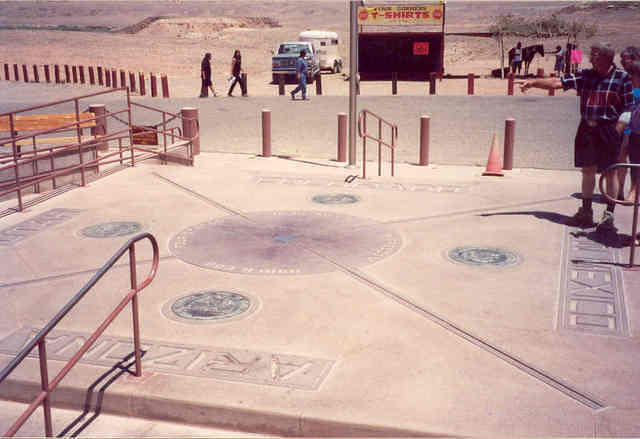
[271,41,320,84]
[298,30,343,73]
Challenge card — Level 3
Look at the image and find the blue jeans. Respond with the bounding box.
[291,73,307,99]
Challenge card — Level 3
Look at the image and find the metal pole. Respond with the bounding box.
[337,112,347,162]
[262,109,272,157]
[420,115,430,166]
[504,118,515,170]
[348,0,359,167]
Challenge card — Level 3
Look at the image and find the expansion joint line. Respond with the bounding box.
[300,244,607,411]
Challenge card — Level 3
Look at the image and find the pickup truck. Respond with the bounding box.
[272,41,320,84]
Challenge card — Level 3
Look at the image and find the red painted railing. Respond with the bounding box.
[357,109,398,179]
[599,163,640,269]
[0,233,159,437]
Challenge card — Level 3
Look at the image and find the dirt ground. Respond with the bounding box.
[0,1,639,98]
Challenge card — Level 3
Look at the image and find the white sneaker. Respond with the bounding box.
[596,210,615,232]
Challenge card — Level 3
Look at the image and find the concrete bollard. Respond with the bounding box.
[150,73,157,97]
[261,109,271,157]
[139,72,146,96]
[467,73,474,95]
[161,74,169,98]
[129,72,136,93]
[79,66,85,84]
[55,65,61,84]
[32,65,39,83]
[89,104,108,152]
[392,71,398,95]
[504,118,515,170]
[111,69,117,88]
[72,66,78,83]
[181,107,200,156]
[337,112,347,162]
[507,73,514,96]
[419,115,430,166]
[88,66,95,85]
[44,65,50,83]
[315,73,322,95]
[429,72,437,95]
[278,75,285,96]
[22,65,28,83]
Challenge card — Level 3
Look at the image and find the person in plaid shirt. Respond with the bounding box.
[521,43,634,231]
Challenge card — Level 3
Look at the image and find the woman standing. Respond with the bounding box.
[228,50,246,97]
[200,52,217,97]
[553,45,564,76]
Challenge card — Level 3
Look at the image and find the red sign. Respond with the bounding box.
[413,42,430,55]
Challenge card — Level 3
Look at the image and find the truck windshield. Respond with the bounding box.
[278,44,308,55]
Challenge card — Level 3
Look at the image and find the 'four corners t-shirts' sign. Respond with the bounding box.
[358,5,444,25]
[413,42,430,55]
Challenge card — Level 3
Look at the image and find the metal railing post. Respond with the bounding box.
[129,243,142,377]
[378,118,382,176]
[9,113,23,211]
[127,88,135,167]
[38,341,53,437]
[74,99,86,186]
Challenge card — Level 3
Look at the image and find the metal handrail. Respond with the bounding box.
[0,233,160,437]
[599,162,640,268]
[357,109,398,179]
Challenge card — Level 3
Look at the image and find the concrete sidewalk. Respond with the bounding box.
[0,148,639,436]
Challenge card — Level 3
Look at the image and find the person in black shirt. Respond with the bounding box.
[228,50,246,97]
[200,53,217,97]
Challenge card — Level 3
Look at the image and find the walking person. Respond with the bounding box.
[616,47,640,201]
[290,49,308,100]
[520,43,634,231]
[227,50,246,97]
[623,61,640,244]
[511,42,523,76]
[199,52,217,97]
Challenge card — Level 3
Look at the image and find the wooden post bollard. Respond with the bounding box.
[33,65,39,83]
[79,66,85,84]
[150,73,157,97]
[467,73,474,95]
[429,72,437,95]
[337,112,347,162]
[44,65,50,83]
[89,104,108,152]
[111,69,117,88]
[4,64,9,81]
[241,72,247,95]
[315,73,322,95]
[181,107,200,156]
[504,118,515,170]
[104,68,111,87]
[72,66,78,83]
[507,73,514,96]
[64,65,71,83]
[54,65,61,83]
[120,70,126,89]
[139,72,146,96]
[129,72,136,93]
[97,66,103,86]
[420,115,430,166]
[278,74,285,96]
[161,74,169,98]
[392,71,398,95]
[13,64,19,81]
[22,65,28,83]
[262,109,271,157]
[88,66,95,85]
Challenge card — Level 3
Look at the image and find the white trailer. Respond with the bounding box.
[298,30,343,73]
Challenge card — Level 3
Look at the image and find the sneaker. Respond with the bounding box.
[290,91,295,100]
[566,207,594,227]
[596,210,616,232]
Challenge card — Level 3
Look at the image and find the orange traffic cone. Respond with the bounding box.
[482,132,504,176]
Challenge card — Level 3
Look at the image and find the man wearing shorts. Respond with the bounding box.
[520,43,634,231]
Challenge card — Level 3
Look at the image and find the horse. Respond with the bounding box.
[508,44,545,76]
